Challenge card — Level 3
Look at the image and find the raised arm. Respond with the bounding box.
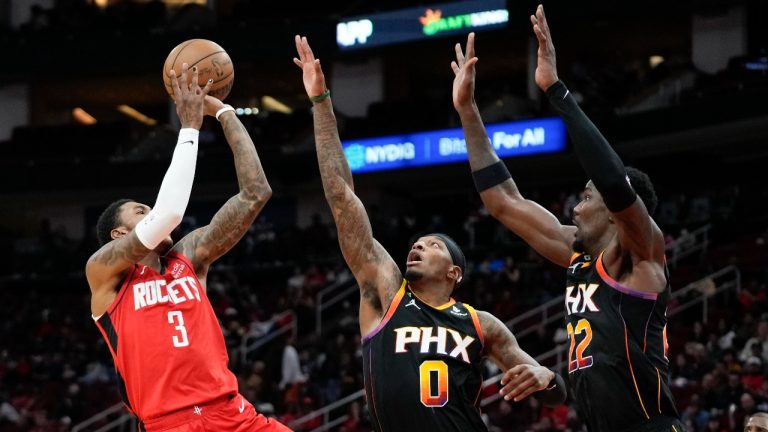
[173,96,272,281]
[293,35,401,335]
[452,33,574,267]
[531,5,665,269]
[478,310,567,406]
[87,64,210,315]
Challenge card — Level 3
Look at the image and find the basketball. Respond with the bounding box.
[163,39,234,101]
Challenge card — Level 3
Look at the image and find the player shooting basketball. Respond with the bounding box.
[85,63,291,432]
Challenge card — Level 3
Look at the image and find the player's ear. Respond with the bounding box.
[448,265,463,284]
[111,227,128,240]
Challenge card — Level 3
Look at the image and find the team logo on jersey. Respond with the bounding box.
[450,305,468,317]
[405,299,421,310]
[565,283,600,315]
[393,326,475,363]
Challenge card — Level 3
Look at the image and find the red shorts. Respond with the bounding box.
[140,394,292,432]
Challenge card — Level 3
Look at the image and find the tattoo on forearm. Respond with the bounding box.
[220,115,271,203]
[180,115,271,266]
[93,235,149,266]
[313,103,354,198]
[479,311,533,368]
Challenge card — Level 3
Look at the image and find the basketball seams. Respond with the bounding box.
[162,39,234,100]
[164,39,200,78]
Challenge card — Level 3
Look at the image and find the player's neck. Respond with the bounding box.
[584,231,616,257]
[409,281,452,307]
[138,252,162,272]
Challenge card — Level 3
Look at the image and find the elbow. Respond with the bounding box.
[242,183,273,205]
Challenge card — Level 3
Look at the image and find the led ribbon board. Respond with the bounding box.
[337,0,508,50]
[342,117,566,174]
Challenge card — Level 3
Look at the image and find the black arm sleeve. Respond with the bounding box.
[546,81,636,212]
[534,372,568,407]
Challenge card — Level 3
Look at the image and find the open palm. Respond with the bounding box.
[451,33,479,112]
[293,35,327,98]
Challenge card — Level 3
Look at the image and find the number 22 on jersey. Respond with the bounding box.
[567,318,593,373]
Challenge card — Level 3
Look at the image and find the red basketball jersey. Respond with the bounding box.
[94,251,238,420]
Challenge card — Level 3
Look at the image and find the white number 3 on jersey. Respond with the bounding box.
[168,311,190,347]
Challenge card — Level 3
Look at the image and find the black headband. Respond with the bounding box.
[427,233,466,284]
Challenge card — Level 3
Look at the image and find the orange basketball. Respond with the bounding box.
[163,39,234,101]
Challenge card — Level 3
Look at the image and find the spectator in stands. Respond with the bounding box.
[741,319,768,364]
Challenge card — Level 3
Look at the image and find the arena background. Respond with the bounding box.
[0,0,767,431]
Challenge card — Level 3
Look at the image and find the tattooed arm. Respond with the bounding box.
[294,35,401,337]
[173,97,272,287]
[478,310,566,405]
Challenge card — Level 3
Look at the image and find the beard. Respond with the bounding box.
[404,268,424,282]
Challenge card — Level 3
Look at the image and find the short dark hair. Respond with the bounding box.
[626,167,657,215]
[96,199,133,246]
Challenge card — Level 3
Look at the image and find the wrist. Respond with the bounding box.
[215,104,235,121]
[310,89,331,104]
[456,103,479,118]
[177,128,199,144]
[545,80,567,99]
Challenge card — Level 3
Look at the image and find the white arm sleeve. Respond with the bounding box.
[134,128,199,249]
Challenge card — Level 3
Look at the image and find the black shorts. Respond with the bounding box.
[620,416,687,432]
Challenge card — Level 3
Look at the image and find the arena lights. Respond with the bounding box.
[72,108,97,125]
[235,107,260,116]
[337,0,508,50]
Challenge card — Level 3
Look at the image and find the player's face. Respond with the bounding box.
[572,182,611,250]
[745,415,768,432]
[404,236,456,283]
[114,202,173,250]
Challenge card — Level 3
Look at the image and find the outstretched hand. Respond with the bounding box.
[451,32,479,113]
[293,35,328,100]
[530,4,559,92]
[499,363,554,402]
[169,63,213,130]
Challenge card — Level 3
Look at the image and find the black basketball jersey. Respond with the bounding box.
[565,251,681,432]
[362,280,487,432]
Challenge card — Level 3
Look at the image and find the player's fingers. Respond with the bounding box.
[506,367,534,388]
[511,380,540,402]
[190,66,200,91]
[454,43,465,64]
[451,61,460,75]
[169,69,182,99]
[499,368,520,386]
[295,35,304,61]
[293,58,303,68]
[302,37,316,61]
[466,32,476,59]
[507,376,538,401]
[179,63,190,92]
[465,57,479,69]
[538,5,551,35]
[533,24,547,46]
[200,78,213,95]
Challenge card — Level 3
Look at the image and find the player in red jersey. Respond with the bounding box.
[85,63,291,432]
